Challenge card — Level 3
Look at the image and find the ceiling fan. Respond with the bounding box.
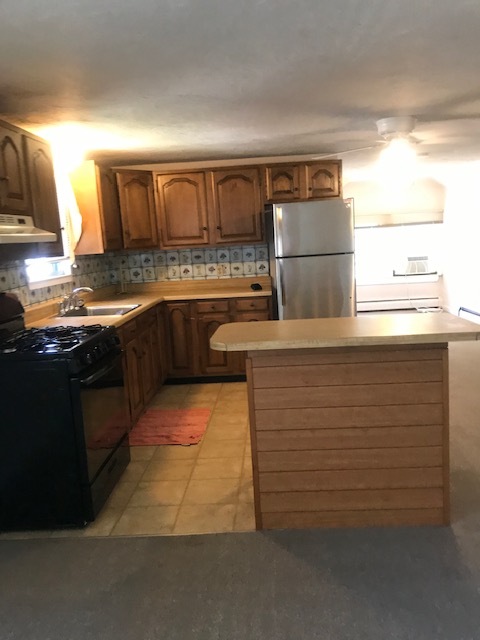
[312,115,418,161]
[311,110,480,167]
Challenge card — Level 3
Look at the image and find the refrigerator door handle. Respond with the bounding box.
[279,259,286,308]
[275,206,284,257]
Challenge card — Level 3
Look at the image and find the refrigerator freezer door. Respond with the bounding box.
[273,199,354,257]
[276,254,356,319]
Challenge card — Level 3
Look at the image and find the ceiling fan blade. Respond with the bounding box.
[311,143,385,160]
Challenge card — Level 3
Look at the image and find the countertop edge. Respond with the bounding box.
[211,332,480,352]
[209,313,480,351]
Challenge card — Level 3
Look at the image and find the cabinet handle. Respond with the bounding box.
[216,226,221,230]
[202,226,207,230]
[308,187,312,191]
[293,187,299,192]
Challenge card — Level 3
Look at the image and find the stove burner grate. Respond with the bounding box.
[0,324,109,355]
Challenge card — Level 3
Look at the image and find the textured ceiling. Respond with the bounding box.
[1,0,480,170]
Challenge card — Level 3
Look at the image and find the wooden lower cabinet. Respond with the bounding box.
[164,302,196,377]
[197,312,237,375]
[137,310,159,406]
[119,307,163,424]
[247,344,449,530]
[165,296,271,379]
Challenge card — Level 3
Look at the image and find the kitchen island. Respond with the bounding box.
[211,313,480,530]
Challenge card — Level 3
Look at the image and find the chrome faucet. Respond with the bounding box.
[59,287,94,315]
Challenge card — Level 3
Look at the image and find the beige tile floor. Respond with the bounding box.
[0,382,255,540]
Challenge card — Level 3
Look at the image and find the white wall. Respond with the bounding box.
[344,160,480,317]
[431,163,480,316]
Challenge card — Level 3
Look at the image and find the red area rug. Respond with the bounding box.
[129,408,211,446]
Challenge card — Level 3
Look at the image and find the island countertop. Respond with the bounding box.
[210,312,480,352]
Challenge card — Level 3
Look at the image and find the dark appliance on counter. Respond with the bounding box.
[0,301,130,531]
[266,199,356,319]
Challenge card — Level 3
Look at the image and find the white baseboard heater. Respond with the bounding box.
[357,297,441,313]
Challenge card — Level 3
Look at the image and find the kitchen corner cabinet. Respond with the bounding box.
[71,161,123,254]
[0,120,63,258]
[0,122,29,214]
[264,161,342,202]
[116,171,158,249]
[119,308,163,424]
[165,296,271,379]
[155,172,210,248]
[155,167,264,249]
[22,135,64,257]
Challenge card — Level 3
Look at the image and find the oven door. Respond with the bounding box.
[75,350,130,483]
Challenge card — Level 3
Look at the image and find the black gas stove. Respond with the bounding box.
[0,324,121,373]
[0,309,130,531]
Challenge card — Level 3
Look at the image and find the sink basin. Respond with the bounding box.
[60,303,140,317]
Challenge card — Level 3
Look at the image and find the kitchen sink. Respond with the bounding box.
[59,303,141,317]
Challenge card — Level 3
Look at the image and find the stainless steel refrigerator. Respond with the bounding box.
[266,199,356,320]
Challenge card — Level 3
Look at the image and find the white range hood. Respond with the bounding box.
[0,214,57,244]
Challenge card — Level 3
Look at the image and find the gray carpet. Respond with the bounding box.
[2,526,480,640]
[2,340,480,640]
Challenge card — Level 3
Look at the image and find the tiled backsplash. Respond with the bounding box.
[0,244,269,308]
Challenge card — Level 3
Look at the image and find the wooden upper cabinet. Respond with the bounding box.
[305,161,341,199]
[116,171,158,249]
[210,168,263,244]
[0,123,29,214]
[155,172,209,248]
[97,166,123,250]
[23,135,64,257]
[265,161,342,202]
[264,164,302,202]
[71,161,123,254]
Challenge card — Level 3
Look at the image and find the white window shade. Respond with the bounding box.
[344,178,445,227]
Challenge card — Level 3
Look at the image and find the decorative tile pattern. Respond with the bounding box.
[180,265,193,279]
[216,248,230,262]
[0,244,269,308]
[141,252,154,267]
[179,250,192,264]
[167,251,179,265]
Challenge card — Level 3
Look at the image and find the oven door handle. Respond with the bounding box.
[79,352,122,387]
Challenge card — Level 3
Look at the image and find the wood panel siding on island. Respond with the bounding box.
[243,343,452,529]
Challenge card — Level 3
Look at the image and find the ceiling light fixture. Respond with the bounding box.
[376,116,418,190]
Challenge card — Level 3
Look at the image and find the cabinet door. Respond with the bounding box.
[0,124,28,214]
[124,336,144,424]
[23,135,64,257]
[117,171,158,249]
[232,299,271,373]
[305,162,341,199]
[140,326,157,405]
[264,165,302,202]
[197,312,236,375]
[70,161,123,255]
[156,305,168,384]
[165,302,196,377]
[156,172,209,248]
[97,166,123,251]
[210,168,263,244]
